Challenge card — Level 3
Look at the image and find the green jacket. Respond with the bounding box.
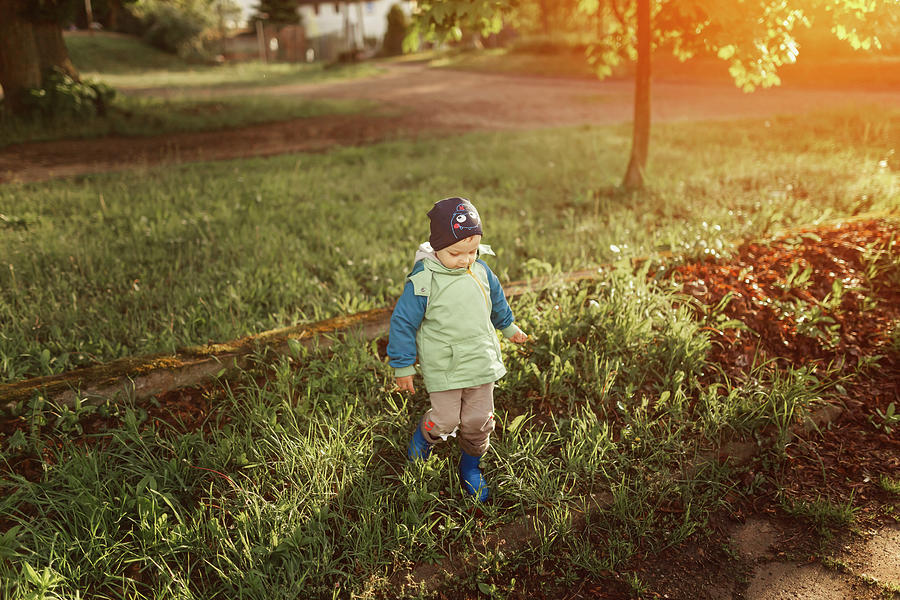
[388,249,520,393]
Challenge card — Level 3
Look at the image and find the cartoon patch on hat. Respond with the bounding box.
[450,202,481,240]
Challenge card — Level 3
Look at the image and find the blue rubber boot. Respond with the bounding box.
[459,451,489,502]
[407,427,433,461]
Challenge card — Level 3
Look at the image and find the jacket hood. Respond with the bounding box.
[413,241,495,270]
[414,241,438,265]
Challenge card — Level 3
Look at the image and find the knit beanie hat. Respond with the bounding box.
[427,197,483,251]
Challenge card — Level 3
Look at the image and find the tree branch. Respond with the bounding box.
[607,0,626,28]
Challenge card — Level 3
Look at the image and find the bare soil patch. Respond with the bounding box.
[2,62,898,184]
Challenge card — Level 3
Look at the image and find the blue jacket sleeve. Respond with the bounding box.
[387,264,427,374]
[479,260,517,333]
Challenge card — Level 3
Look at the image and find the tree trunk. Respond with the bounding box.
[107,0,122,31]
[622,0,651,190]
[0,0,43,114]
[33,18,80,81]
[84,0,94,29]
[538,0,551,35]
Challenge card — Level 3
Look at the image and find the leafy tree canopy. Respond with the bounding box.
[252,0,302,24]
[130,0,229,57]
[407,0,899,91]
[383,4,409,56]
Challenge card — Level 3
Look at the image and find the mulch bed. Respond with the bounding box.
[671,218,899,376]
[668,218,899,509]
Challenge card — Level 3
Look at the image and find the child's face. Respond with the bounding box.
[435,235,482,270]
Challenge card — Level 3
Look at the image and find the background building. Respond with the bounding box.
[230,0,413,61]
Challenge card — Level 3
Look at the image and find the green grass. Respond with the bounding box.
[1,107,897,383]
[65,32,383,91]
[1,95,898,596]
[65,32,191,74]
[879,475,900,495]
[0,33,384,148]
[780,493,860,540]
[0,94,381,147]
[1,265,829,598]
[90,60,383,92]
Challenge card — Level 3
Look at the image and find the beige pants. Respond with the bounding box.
[420,382,495,457]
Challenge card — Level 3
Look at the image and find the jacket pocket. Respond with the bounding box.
[419,341,453,374]
[451,332,501,375]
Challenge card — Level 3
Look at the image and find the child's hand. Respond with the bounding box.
[509,331,528,344]
[395,375,416,393]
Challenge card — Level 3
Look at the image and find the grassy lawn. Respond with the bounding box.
[0,106,900,381]
[0,103,898,596]
[65,31,384,90]
[0,94,381,147]
[1,223,896,598]
[1,108,897,383]
[65,32,191,73]
[0,272,828,598]
[80,56,382,92]
[2,28,899,599]
[0,33,383,148]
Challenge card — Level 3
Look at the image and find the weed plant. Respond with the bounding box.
[1,266,833,597]
[779,493,859,539]
[879,475,900,495]
[1,108,897,382]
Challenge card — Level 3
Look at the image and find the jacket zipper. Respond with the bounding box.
[467,266,490,310]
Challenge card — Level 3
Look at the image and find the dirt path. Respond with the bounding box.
[2,62,898,184]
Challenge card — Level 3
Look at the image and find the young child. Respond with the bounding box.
[387,197,528,502]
